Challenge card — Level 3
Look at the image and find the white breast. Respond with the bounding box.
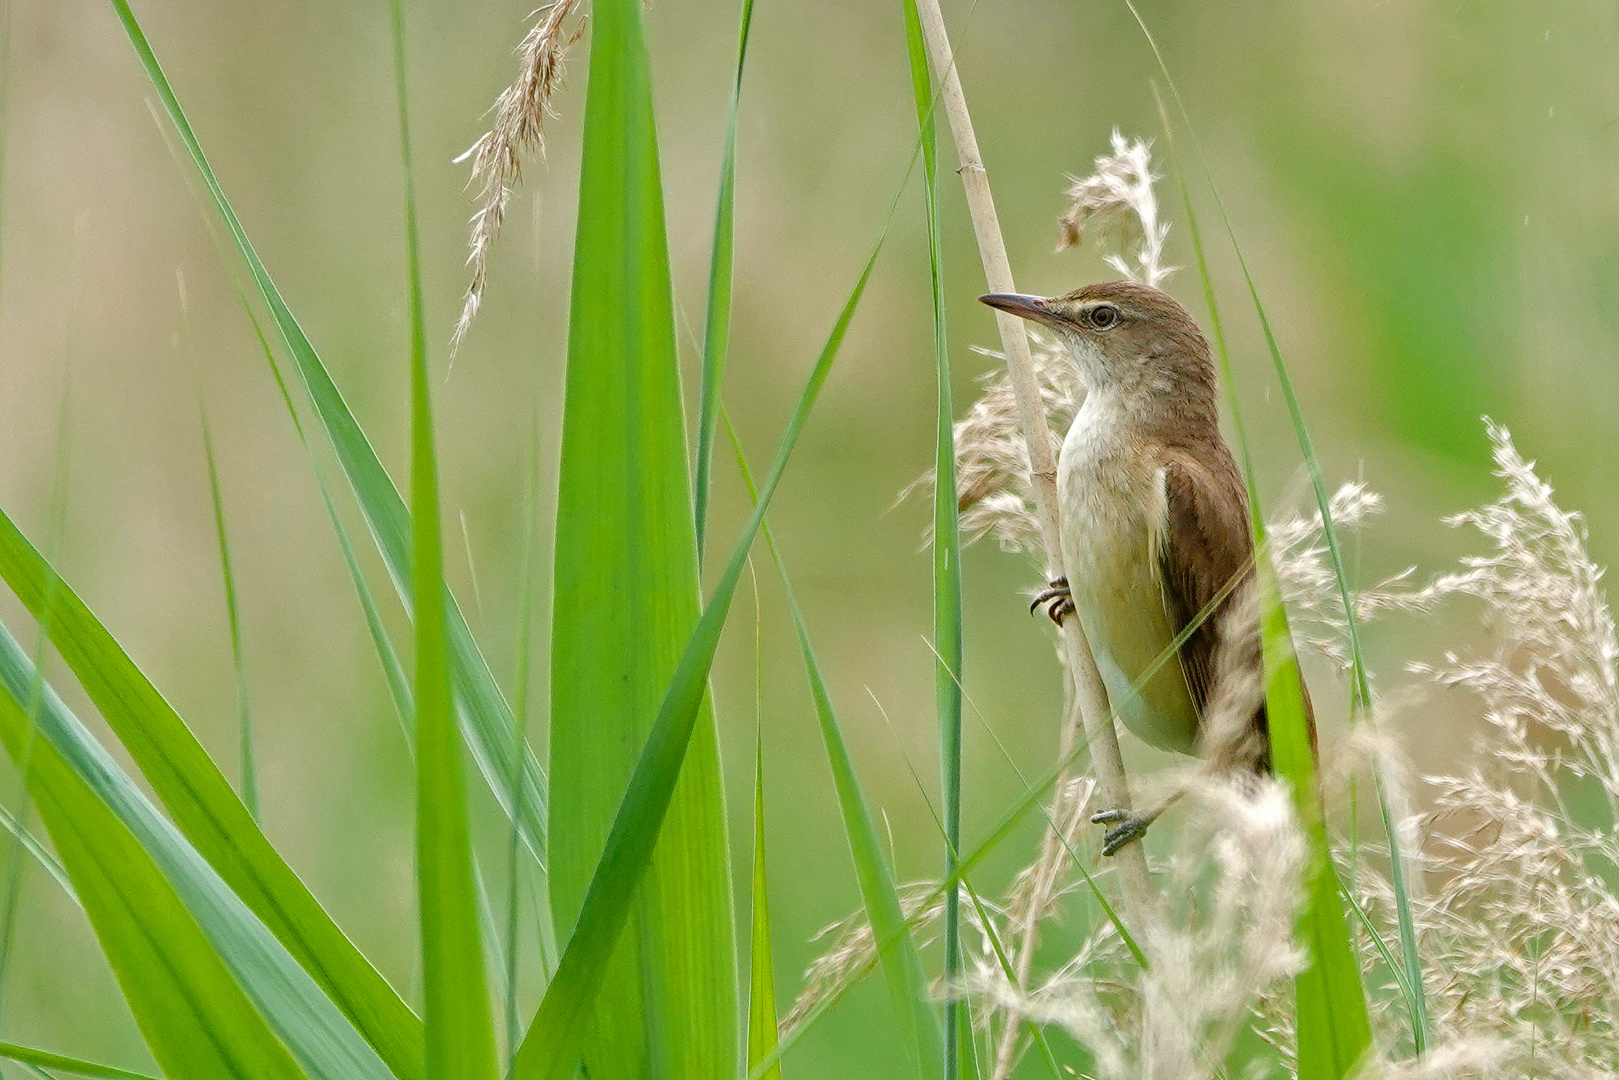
[1056,398,1199,755]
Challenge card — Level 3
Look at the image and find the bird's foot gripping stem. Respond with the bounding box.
[1090,808,1158,857]
[1030,577,1075,627]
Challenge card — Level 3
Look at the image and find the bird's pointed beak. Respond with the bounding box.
[979,292,1062,328]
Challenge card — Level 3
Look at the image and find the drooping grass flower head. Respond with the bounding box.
[454,0,587,353]
[1058,130,1175,289]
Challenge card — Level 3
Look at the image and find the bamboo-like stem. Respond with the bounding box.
[911,3,1157,1075]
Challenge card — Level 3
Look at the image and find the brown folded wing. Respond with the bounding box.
[1153,446,1275,770]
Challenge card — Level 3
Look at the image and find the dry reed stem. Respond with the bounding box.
[910,0,1149,903]
[909,7,1159,1077]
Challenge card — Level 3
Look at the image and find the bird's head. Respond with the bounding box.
[979,281,1216,413]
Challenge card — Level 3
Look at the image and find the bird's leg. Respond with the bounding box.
[1088,808,1157,857]
[1030,577,1075,627]
[1090,792,1183,857]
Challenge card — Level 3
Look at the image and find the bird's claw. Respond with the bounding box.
[1090,808,1155,857]
[1030,577,1075,627]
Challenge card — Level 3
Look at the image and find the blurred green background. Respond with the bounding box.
[0,0,1615,1075]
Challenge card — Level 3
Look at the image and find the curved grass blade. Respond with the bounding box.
[0,802,73,903]
[723,415,945,1080]
[541,0,736,1074]
[0,622,387,1080]
[391,6,498,1079]
[198,405,257,819]
[692,0,757,557]
[245,293,415,737]
[0,1042,159,1080]
[503,416,555,1053]
[104,0,548,873]
[0,507,421,1078]
[747,733,782,1080]
[899,3,966,1075]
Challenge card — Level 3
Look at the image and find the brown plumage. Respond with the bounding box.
[982,281,1312,851]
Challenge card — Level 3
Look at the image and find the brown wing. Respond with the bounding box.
[1155,447,1255,718]
[1155,447,1316,772]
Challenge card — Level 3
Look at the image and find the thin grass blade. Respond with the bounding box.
[392,7,499,1079]
[104,0,548,873]
[747,734,782,1080]
[503,416,554,1053]
[899,4,967,1075]
[244,294,416,735]
[723,417,946,1080]
[780,577,946,1080]
[0,802,73,903]
[693,0,757,556]
[198,405,256,819]
[0,1042,160,1080]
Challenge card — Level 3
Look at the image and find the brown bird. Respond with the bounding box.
[981,281,1288,855]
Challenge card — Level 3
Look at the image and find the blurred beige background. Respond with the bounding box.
[0,0,1615,1074]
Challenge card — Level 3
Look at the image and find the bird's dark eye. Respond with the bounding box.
[1087,304,1120,330]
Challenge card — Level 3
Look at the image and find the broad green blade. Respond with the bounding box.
[0,1042,159,1080]
[104,0,548,874]
[1256,564,1371,1078]
[0,507,420,1079]
[511,197,887,1080]
[0,621,394,1080]
[692,0,757,556]
[7,774,301,1080]
[899,4,967,1076]
[726,423,946,1080]
[746,737,782,1080]
[392,7,498,1080]
[542,0,735,1075]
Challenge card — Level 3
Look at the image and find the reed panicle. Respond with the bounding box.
[454,0,587,353]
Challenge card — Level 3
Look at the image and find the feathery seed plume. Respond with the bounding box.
[454,0,586,353]
[1058,129,1175,289]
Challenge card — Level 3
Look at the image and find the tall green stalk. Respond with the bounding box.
[901,1,967,1075]
[392,5,498,1079]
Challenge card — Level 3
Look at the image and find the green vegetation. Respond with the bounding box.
[0,1,1611,1079]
